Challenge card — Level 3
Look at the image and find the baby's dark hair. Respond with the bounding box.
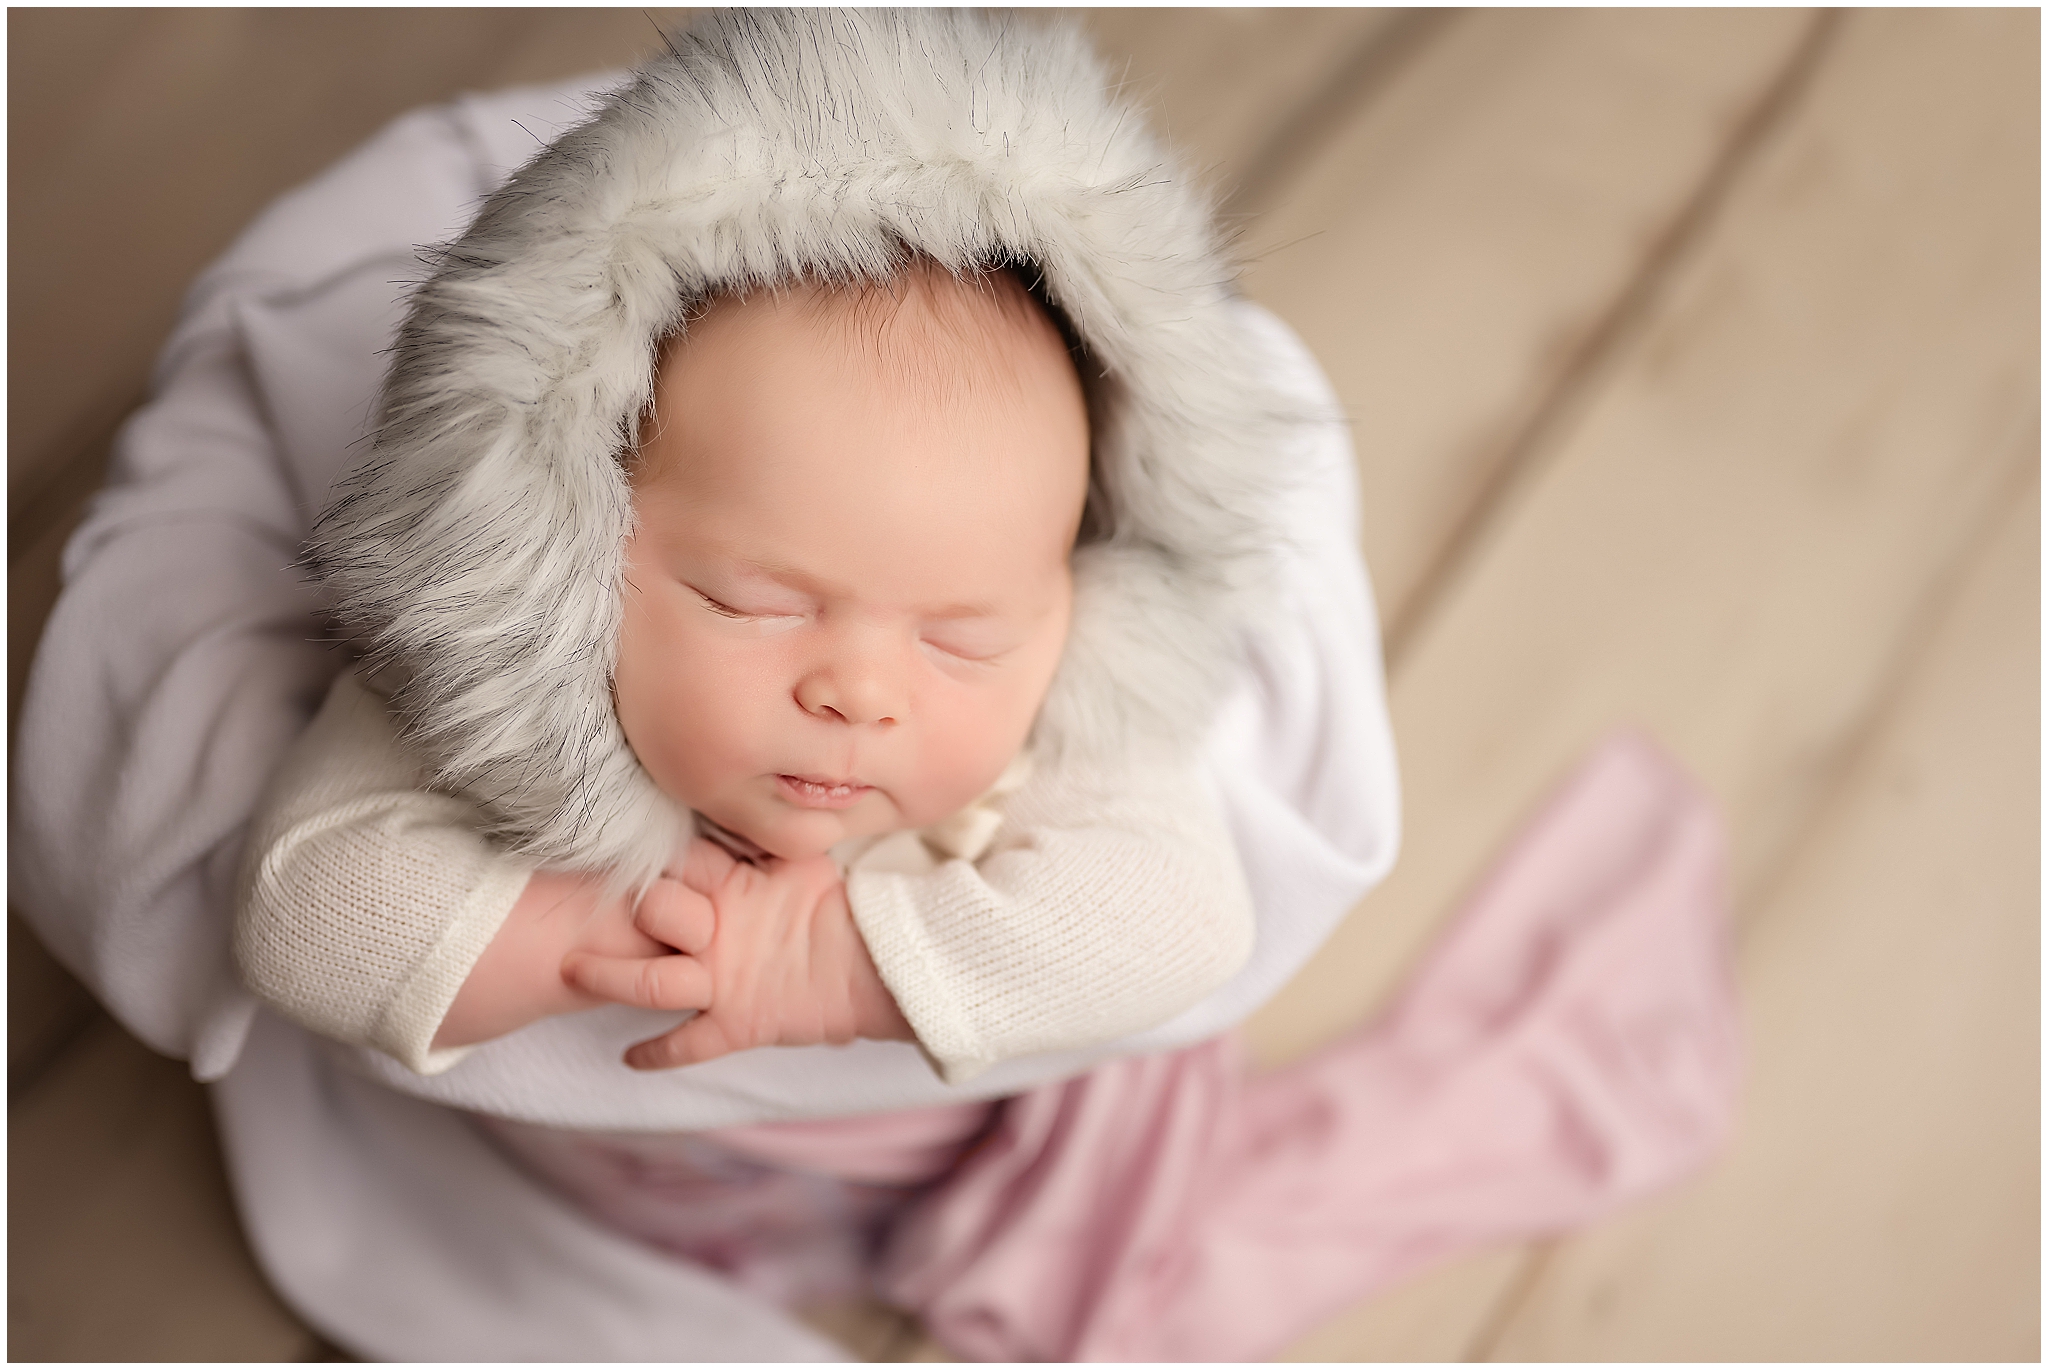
[678,254,1088,411]
[808,259,1107,546]
[800,255,1085,378]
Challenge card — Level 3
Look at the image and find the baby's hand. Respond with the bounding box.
[564,837,911,1070]
[433,867,702,1050]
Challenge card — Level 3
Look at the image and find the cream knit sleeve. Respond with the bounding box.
[238,676,1251,1085]
[845,756,1256,1084]
[234,671,532,1075]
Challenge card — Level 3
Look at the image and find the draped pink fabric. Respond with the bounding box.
[485,731,1739,1360]
[876,731,1740,1361]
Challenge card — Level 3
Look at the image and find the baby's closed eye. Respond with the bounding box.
[695,591,748,618]
[920,620,1017,663]
[691,586,807,631]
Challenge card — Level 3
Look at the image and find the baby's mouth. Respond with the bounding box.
[776,774,873,810]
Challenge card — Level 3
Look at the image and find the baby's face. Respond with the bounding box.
[615,272,1089,861]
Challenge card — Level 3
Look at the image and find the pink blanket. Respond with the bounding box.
[485,732,1740,1360]
[881,731,1739,1359]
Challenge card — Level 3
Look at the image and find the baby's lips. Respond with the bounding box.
[776,773,873,810]
[779,769,868,790]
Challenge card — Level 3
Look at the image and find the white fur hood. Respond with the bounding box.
[309,8,1313,883]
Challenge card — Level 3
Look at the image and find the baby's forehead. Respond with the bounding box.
[632,264,1093,570]
[669,262,1076,406]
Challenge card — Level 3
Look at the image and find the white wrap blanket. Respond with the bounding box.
[11,76,1399,1359]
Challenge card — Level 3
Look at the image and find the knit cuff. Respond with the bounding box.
[369,860,533,1074]
[846,866,993,1084]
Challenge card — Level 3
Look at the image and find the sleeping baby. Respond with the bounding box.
[17,10,1403,1353]
[237,255,1260,1086]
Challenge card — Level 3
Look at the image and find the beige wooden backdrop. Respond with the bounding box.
[9,9,2038,1361]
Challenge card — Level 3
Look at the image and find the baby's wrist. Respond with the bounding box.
[434,869,618,1049]
[824,883,913,1043]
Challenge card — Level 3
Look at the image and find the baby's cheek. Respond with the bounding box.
[636,671,763,799]
[615,620,733,796]
[902,704,1024,825]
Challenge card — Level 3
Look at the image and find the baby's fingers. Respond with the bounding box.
[563,950,713,1013]
[624,1014,738,1071]
[635,879,714,954]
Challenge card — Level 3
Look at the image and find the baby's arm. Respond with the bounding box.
[244,671,1247,1082]
[237,667,900,1070]
[236,669,695,1071]
[578,755,1256,1084]
[428,868,688,1051]
[848,756,1258,1081]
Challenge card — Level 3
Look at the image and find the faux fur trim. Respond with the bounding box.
[309,8,1312,885]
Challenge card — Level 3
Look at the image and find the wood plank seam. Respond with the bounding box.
[1225,8,1461,223]
[1480,456,2041,1362]
[1461,424,2041,1363]
[1716,421,2042,925]
[7,395,136,564]
[1343,11,1845,1355]
[9,422,128,731]
[8,999,110,1106]
[1382,6,1842,670]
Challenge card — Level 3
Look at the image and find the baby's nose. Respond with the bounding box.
[794,653,904,726]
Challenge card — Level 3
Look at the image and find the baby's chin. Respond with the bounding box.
[705,780,990,862]
[714,796,894,863]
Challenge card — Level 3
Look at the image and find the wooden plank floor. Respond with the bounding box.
[9,9,2037,1361]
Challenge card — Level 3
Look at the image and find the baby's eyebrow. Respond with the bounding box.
[722,556,822,594]
[923,601,1004,620]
